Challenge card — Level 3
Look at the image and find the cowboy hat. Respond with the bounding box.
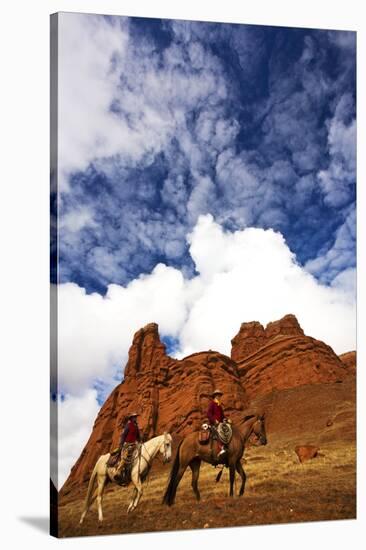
[212,389,223,397]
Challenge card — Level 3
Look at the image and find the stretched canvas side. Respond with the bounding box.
[50,12,59,538]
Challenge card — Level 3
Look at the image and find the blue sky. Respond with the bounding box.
[55,15,356,295]
[54,14,356,487]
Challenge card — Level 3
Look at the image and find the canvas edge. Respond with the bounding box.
[50,11,59,539]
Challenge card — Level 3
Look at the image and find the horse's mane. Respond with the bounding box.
[146,433,162,443]
[143,432,170,446]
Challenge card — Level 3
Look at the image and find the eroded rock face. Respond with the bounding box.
[231,314,304,363]
[295,445,319,463]
[158,351,247,435]
[231,321,266,362]
[236,335,349,401]
[64,323,177,489]
[265,314,304,340]
[339,351,356,374]
[61,315,353,494]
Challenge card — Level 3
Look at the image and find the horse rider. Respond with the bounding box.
[114,412,141,482]
[207,389,227,460]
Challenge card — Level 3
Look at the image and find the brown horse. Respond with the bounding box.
[162,414,267,505]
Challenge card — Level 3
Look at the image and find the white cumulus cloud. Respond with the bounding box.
[58,214,355,391]
[58,14,131,187]
[178,215,355,356]
[55,390,100,489]
[57,264,187,394]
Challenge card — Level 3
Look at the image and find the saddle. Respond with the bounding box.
[198,420,233,446]
[110,443,138,486]
[106,447,121,467]
[198,423,210,444]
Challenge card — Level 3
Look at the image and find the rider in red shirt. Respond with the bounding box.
[207,389,227,459]
[114,413,141,483]
[207,393,225,425]
[120,413,141,446]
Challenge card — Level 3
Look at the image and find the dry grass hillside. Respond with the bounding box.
[58,378,356,537]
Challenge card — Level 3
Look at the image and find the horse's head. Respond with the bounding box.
[160,432,172,463]
[245,413,267,446]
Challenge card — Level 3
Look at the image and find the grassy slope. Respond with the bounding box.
[58,378,356,537]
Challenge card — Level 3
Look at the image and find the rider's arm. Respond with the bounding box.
[120,423,129,447]
[207,401,215,424]
[136,425,141,442]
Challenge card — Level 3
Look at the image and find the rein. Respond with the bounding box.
[243,417,257,443]
[138,435,167,470]
[137,436,167,487]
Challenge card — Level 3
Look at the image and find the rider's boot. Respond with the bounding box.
[217,444,228,464]
[114,456,125,483]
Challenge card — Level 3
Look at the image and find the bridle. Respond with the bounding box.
[251,417,266,445]
[161,434,171,463]
[138,434,171,466]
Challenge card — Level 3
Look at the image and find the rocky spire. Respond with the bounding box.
[231,314,304,362]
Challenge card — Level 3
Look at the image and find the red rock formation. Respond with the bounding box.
[231,314,304,362]
[243,376,356,447]
[60,315,352,494]
[159,351,246,435]
[236,334,348,400]
[265,314,304,340]
[339,351,356,374]
[295,445,319,463]
[65,324,177,488]
[231,321,266,362]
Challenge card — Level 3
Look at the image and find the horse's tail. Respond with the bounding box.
[162,440,183,506]
[79,458,99,523]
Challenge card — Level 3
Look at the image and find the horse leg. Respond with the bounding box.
[127,487,138,514]
[236,460,246,496]
[163,439,193,506]
[189,458,201,501]
[96,475,107,521]
[127,471,143,513]
[170,463,188,505]
[229,464,236,497]
[133,480,143,510]
[79,487,98,524]
[80,460,101,524]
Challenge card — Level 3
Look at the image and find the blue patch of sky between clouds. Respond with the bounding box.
[161,335,181,357]
[93,367,123,407]
[130,16,173,51]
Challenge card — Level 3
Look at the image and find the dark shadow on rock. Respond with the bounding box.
[18,517,49,534]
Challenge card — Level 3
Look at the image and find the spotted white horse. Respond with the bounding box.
[80,432,172,522]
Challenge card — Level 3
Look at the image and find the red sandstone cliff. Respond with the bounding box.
[339,351,356,374]
[61,314,354,494]
[231,314,304,362]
